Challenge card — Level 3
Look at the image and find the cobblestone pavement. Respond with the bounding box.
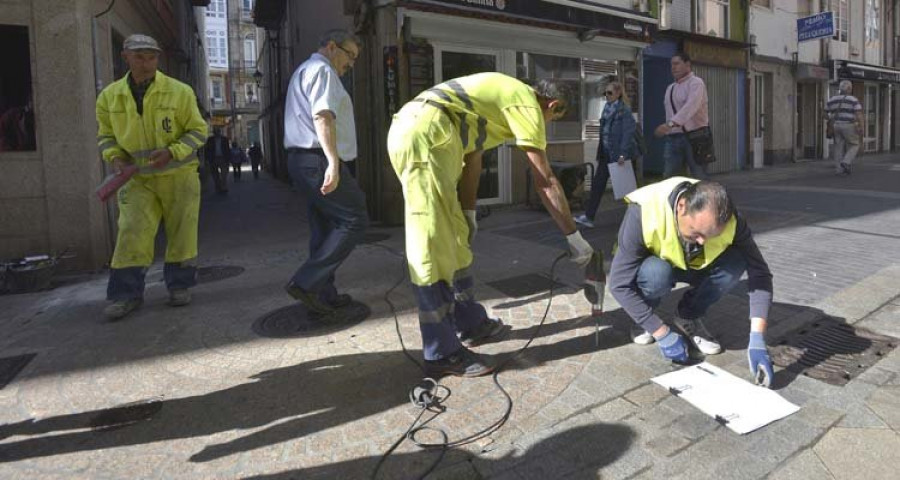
[1,155,899,479]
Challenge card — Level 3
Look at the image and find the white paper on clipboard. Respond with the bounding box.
[651,362,800,434]
[607,160,637,199]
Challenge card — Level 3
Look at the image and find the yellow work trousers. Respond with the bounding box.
[387,102,472,286]
[111,168,201,268]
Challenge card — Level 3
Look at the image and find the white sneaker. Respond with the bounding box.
[672,316,722,355]
[630,325,655,345]
[574,214,595,228]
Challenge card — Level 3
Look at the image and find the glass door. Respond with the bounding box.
[433,44,508,204]
[864,83,879,152]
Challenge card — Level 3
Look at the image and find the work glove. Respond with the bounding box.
[656,326,689,363]
[748,331,774,388]
[463,209,477,244]
[566,231,593,267]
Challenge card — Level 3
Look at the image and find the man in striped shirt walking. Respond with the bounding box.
[826,80,864,176]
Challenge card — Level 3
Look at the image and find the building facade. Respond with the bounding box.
[0,0,210,271]
[206,0,261,147]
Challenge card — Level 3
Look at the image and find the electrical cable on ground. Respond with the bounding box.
[366,241,568,479]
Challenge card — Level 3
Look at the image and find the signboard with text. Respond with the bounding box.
[797,12,834,42]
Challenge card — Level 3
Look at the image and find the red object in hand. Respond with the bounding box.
[95,164,139,202]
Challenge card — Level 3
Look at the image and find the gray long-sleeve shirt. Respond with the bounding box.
[609,198,773,335]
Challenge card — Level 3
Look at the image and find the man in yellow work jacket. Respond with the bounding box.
[96,34,208,319]
[388,72,595,378]
[608,178,776,387]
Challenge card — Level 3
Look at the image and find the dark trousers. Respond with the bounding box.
[107,263,197,301]
[663,133,708,179]
[231,163,242,181]
[210,158,229,192]
[250,161,260,179]
[584,159,614,220]
[286,149,369,300]
[635,247,746,320]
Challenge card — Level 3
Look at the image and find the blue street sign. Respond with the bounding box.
[797,12,834,42]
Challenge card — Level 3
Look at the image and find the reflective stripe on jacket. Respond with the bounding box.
[624,177,736,270]
[96,71,208,175]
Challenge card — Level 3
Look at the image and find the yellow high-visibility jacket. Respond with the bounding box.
[96,71,207,175]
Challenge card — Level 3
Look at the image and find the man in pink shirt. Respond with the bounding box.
[654,52,710,179]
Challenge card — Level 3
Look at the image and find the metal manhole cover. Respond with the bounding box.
[361,232,391,244]
[771,317,899,386]
[486,273,572,298]
[0,353,36,389]
[89,397,163,431]
[197,265,245,284]
[252,301,371,338]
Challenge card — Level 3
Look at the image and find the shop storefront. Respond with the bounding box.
[362,0,657,223]
[832,60,900,154]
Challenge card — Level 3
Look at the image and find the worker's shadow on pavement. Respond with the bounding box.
[0,319,629,466]
[698,280,879,390]
[240,422,636,480]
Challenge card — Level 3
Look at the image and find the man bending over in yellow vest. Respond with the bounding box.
[96,34,208,319]
[388,73,595,378]
[609,178,776,386]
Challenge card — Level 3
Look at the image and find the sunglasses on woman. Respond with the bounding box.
[604,91,615,96]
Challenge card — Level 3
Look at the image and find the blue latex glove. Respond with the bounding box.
[748,331,774,388]
[657,327,688,363]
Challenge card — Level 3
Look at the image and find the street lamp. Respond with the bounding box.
[253,69,263,88]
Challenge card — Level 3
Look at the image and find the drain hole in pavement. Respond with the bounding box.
[252,302,371,338]
[90,398,163,431]
[0,353,37,390]
[770,316,899,386]
[197,265,245,284]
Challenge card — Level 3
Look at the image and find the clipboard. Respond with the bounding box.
[608,160,637,199]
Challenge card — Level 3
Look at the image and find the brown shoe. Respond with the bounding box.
[424,348,494,378]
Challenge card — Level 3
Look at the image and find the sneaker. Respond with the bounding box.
[574,214,595,228]
[284,283,335,315]
[672,315,722,355]
[630,325,656,345]
[424,347,494,378]
[104,299,143,320]
[168,289,191,307]
[459,318,508,347]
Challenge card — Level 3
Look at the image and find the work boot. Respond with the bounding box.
[574,214,595,228]
[168,289,191,307]
[424,347,494,378]
[285,283,335,315]
[459,318,508,347]
[324,293,353,309]
[672,315,722,355]
[104,299,143,320]
[630,325,656,345]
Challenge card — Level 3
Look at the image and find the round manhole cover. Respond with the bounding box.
[361,232,391,244]
[197,265,245,284]
[90,397,163,431]
[252,302,371,338]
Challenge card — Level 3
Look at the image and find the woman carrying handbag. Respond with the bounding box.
[575,81,636,228]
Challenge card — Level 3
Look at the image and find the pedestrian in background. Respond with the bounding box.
[248,142,263,179]
[282,29,369,314]
[575,80,635,229]
[95,34,208,319]
[655,52,710,179]
[230,141,247,181]
[204,129,231,193]
[826,80,863,176]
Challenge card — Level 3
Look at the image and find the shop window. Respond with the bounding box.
[828,0,848,42]
[0,25,36,152]
[516,52,581,141]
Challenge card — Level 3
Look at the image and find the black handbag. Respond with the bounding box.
[669,87,716,164]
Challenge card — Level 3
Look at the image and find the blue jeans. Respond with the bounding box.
[636,247,746,320]
[663,133,708,179]
[287,150,369,302]
[414,269,490,361]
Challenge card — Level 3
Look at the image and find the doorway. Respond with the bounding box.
[432,44,509,204]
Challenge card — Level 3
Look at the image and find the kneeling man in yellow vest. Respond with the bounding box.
[608,177,776,387]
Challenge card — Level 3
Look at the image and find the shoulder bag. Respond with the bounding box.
[670,86,716,164]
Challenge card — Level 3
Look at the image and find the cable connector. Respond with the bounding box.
[409,378,440,409]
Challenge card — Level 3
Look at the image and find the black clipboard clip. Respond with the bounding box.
[668,384,691,396]
[714,413,738,426]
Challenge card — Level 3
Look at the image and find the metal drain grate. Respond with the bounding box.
[486,273,571,298]
[771,317,898,386]
[89,397,163,431]
[252,302,371,338]
[196,265,245,284]
[0,353,36,389]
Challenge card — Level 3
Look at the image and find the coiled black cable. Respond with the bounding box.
[367,241,567,479]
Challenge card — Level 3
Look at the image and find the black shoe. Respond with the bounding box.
[841,162,851,175]
[284,283,335,315]
[424,348,494,378]
[325,293,353,308]
[459,318,508,347]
